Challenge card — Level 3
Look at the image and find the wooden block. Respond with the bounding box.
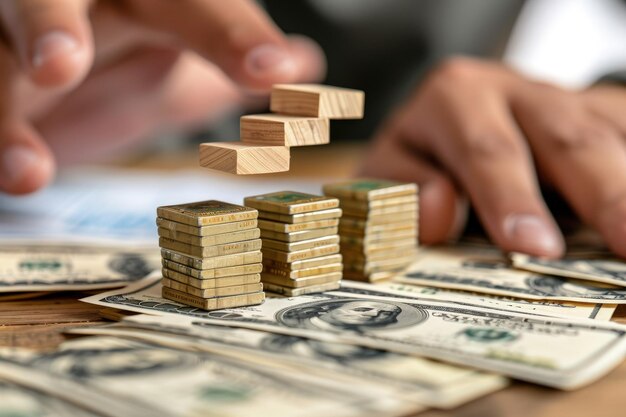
[199,142,289,174]
[270,84,364,119]
[241,114,330,147]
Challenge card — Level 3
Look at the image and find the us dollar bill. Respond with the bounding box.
[81,273,626,389]
[70,318,507,410]
[0,379,100,417]
[394,245,626,303]
[333,281,616,321]
[0,243,160,292]
[0,336,416,417]
[511,252,626,287]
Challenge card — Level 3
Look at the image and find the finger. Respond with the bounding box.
[513,86,626,258]
[0,42,54,194]
[124,0,325,90]
[0,0,94,87]
[407,60,564,257]
[0,120,55,194]
[36,47,181,164]
[37,48,242,164]
[360,126,467,244]
[582,85,626,134]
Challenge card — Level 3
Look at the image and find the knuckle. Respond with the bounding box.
[597,191,626,229]
[432,57,480,82]
[457,132,524,160]
[542,121,619,152]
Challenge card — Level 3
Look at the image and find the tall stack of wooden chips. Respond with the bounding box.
[323,179,419,282]
[156,200,265,310]
[245,191,343,296]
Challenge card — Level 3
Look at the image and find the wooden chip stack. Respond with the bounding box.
[156,200,265,310]
[244,191,343,296]
[323,179,419,282]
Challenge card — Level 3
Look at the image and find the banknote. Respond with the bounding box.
[395,245,626,303]
[0,336,417,417]
[81,273,626,389]
[0,169,321,243]
[511,252,626,287]
[70,318,507,409]
[0,351,163,417]
[0,244,160,292]
[0,379,100,417]
[334,281,616,321]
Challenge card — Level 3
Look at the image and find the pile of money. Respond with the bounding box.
[244,191,343,296]
[323,179,419,282]
[156,200,265,310]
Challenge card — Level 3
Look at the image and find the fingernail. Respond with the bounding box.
[1,145,40,184]
[504,214,562,256]
[32,30,79,68]
[245,44,296,76]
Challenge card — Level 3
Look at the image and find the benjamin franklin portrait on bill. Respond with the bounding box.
[276,298,428,333]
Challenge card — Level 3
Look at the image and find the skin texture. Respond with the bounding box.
[361,58,626,259]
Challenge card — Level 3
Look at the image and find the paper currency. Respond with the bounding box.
[157,227,260,246]
[396,245,626,303]
[245,191,339,214]
[0,244,160,292]
[157,200,258,226]
[0,380,100,417]
[258,208,343,224]
[258,218,340,233]
[156,217,258,236]
[326,179,418,282]
[511,252,626,287]
[263,281,340,296]
[260,226,338,242]
[322,179,417,201]
[71,318,508,409]
[0,336,417,417]
[161,286,265,310]
[262,235,340,252]
[334,281,616,321]
[81,273,626,389]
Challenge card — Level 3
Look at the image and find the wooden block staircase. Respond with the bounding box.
[199,84,364,175]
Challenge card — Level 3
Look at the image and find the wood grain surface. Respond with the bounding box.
[240,114,330,146]
[199,142,290,174]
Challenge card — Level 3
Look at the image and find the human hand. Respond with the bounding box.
[361,57,626,258]
[0,0,325,195]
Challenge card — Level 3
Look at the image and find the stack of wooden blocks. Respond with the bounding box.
[199,84,365,174]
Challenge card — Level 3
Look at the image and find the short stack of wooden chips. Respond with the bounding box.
[156,200,265,310]
[244,191,343,296]
[323,179,418,282]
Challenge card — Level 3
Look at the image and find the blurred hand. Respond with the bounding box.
[361,57,626,258]
[0,0,325,195]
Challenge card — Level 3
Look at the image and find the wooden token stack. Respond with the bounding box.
[323,179,419,282]
[244,191,343,296]
[156,200,265,310]
[200,84,364,174]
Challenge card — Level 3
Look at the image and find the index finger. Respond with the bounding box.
[125,0,321,90]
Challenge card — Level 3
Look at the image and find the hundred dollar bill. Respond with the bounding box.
[81,273,626,389]
[0,243,160,292]
[0,336,417,417]
[511,252,626,287]
[0,379,101,417]
[334,281,616,321]
[0,353,165,417]
[395,245,626,303]
[71,318,507,409]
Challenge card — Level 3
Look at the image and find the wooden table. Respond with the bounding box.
[1,142,625,416]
